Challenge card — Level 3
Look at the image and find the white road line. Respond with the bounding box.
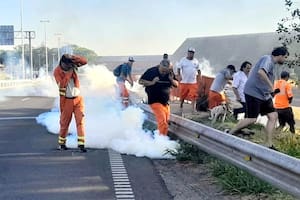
[21,97,30,101]
[109,149,135,200]
[0,116,36,120]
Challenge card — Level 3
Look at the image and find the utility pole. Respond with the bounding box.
[20,0,25,79]
[40,20,50,77]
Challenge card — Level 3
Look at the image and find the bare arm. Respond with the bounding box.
[258,69,273,91]
[139,77,159,87]
[232,87,241,101]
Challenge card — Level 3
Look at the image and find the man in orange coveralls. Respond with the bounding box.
[139,59,178,136]
[53,54,87,152]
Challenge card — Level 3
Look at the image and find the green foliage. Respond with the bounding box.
[68,44,98,63]
[277,0,300,68]
[276,134,300,158]
[210,160,276,195]
[166,140,210,164]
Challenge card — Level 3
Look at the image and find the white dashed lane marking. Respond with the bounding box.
[109,149,135,200]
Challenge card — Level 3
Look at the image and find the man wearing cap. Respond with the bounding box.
[116,57,135,108]
[229,47,289,149]
[177,47,201,113]
[53,54,88,152]
[274,71,295,133]
[139,59,178,136]
[208,65,236,109]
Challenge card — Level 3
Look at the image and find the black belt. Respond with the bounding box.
[64,96,77,99]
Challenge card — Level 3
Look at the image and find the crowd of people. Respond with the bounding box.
[53,45,295,152]
[137,46,295,150]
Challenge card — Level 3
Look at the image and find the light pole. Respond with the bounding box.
[55,33,62,62]
[40,20,50,77]
[20,0,25,79]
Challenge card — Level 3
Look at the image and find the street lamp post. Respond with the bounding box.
[40,20,50,77]
[20,0,25,79]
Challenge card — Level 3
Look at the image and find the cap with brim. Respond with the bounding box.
[128,57,135,62]
[188,47,195,53]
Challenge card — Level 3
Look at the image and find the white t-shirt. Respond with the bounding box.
[177,57,200,84]
[232,71,248,102]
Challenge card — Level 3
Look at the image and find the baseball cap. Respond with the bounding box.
[128,57,135,62]
[188,47,195,53]
[160,59,170,67]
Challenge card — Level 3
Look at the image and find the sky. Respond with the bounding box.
[0,0,290,56]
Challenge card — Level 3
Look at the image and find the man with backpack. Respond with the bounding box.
[114,57,135,108]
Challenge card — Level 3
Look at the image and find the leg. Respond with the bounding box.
[229,94,259,134]
[118,82,129,108]
[179,83,188,109]
[286,107,295,133]
[150,103,169,135]
[265,112,278,147]
[74,96,86,152]
[189,83,199,113]
[58,98,73,149]
[229,118,257,134]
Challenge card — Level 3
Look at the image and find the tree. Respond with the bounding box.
[277,0,300,68]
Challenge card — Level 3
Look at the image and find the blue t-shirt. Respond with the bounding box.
[116,63,132,83]
[244,55,275,100]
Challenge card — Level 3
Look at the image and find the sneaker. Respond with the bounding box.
[290,126,295,134]
[58,144,68,150]
[268,145,278,151]
[78,145,87,153]
[224,129,230,134]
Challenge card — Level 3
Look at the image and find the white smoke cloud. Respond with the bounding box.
[32,64,179,159]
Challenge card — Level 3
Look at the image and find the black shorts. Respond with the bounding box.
[245,94,275,118]
[276,107,295,126]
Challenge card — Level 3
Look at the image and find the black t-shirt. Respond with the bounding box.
[140,66,173,105]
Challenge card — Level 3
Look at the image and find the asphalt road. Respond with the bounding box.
[0,96,172,200]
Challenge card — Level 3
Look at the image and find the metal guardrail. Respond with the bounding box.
[139,103,300,198]
[0,80,35,89]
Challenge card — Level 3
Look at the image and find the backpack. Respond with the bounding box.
[113,64,123,77]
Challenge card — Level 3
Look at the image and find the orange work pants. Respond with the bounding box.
[58,96,85,146]
[118,82,130,108]
[208,90,224,109]
[150,103,170,136]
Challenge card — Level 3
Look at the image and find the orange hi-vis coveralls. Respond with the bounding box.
[53,54,87,148]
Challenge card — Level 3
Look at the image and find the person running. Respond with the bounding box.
[228,47,289,149]
[115,57,135,108]
[274,71,295,133]
[177,47,201,113]
[53,54,88,152]
[208,65,236,109]
[139,59,178,136]
[232,61,252,119]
